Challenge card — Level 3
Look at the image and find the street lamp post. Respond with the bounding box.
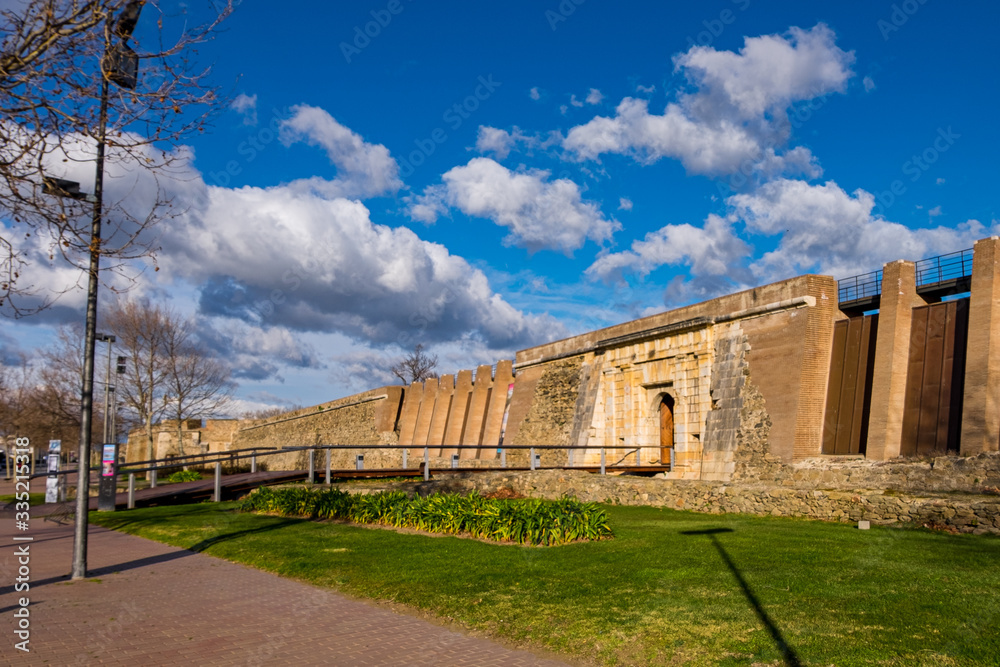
[96,333,116,448]
[70,2,144,581]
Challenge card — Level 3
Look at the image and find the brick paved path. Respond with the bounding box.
[0,498,572,666]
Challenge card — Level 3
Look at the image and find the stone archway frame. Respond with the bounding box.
[641,383,681,465]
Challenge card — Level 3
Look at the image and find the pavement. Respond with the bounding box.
[0,476,573,666]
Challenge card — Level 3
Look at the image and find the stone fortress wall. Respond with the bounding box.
[128,237,1000,511]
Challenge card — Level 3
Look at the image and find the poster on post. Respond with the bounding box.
[45,440,61,503]
[101,444,117,477]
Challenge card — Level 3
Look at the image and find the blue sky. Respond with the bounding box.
[4,0,999,413]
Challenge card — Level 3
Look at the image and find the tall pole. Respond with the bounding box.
[101,336,114,444]
[71,40,110,583]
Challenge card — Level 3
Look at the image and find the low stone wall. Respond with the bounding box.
[739,451,1000,494]
[404,468,1000,536]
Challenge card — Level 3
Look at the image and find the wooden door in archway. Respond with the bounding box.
[659,395,675,464]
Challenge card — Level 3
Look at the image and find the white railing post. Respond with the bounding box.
[213,462,221,502]
[127,473,135,509]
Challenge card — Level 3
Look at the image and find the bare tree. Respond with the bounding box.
[0,0,233,314]
[160,315,233,457]
[35,324,105,444]
[0,333,102,452]
[0,355,40,443]
[102,298,168,466]
[390,343,439,385]
[103,298,234,461]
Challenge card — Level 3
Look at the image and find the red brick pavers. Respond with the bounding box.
[0,502,573,666]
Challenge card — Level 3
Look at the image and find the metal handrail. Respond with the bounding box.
[915,247,974,287]
[838,270,882,303]
[115,442,668,475]
[837,246,974,304]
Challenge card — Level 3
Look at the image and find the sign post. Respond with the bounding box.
[45,440,63,503]
[97,443,119,511]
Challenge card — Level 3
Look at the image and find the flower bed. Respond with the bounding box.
[240,487,613,546]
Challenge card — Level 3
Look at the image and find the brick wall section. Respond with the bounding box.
[515,275,837,469]
[498,364,542,452]
[232,388,402,469]
[508,357,584,466]
[961,236,1000,454]
[460,365,494,459]
[397,381,423,455]
[427,374,454,456]
[480,360,514,456]
[702,326,748,479]
[793,275,841,459]
[411,377,439,450]
[867,261,928,460]
[740,308,808,463]
[125,419,239,462]
[443,370,473,457]
[567,353,603,457]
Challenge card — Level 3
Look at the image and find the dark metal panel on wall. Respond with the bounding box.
[822,314,878,455]
[900,299,969,456]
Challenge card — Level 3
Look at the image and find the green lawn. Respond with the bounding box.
[1,492,46,506]
[91,502,1000,666]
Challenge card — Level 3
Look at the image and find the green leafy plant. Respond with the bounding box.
[239,487,613,546]
[166,470,202,483]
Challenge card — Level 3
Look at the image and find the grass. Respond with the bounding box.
[1,492,46,506]
[91,502,1000,666]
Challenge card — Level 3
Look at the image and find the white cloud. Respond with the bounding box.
[636,84,656,94]
[529,87,541,100]
[231,93,258,125]
[564,96,764,172]
[563,24,854,180]
[570,94,584,108]
[408,157,619,254]
[675,24,854,118]
[618,197,633,211]
[279,105,402,198]
[729,179,994,279]
[587,178,999,307]
[585,88,604,105]
[559,104,569,115]
[586,214,752,302]
[197,321,324,380]
[475,126,515,159]
[936,178,946,185]
[474,126,541,160]
[160,182,560,350]
[863,76,876,93]
[928,205,943,217]
[5,112,563,367]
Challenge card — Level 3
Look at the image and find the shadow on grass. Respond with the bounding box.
[185,519,301,553]
[682,528,802,667]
